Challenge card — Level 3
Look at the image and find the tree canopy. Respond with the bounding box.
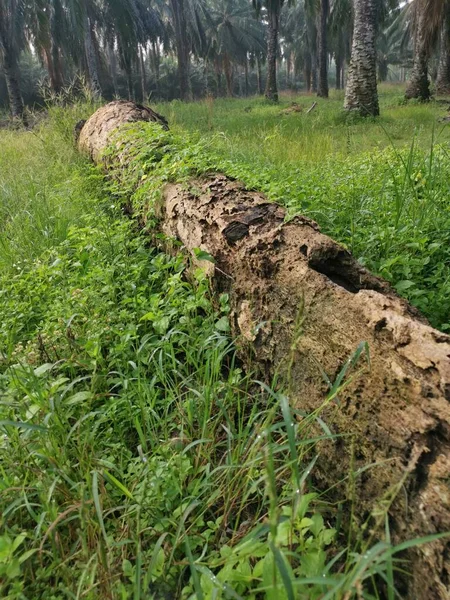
[1,0,449,118]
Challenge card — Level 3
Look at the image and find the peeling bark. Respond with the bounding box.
[78,101,450,599]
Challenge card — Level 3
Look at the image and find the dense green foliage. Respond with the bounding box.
[1,98,443,599]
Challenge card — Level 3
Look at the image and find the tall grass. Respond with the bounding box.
[0,102,99,271]
[155,85,450,163]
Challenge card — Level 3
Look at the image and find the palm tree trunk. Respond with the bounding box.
[224,53,233,97]
[215,57,223,96]
[286,53,291,88]
[139,45,147,102]
[244,59,249,96]
[311,48,318,92]
[44,42,63,93]
[317,0,329,98]
[304,50,312,91]
[2,43,25,120]
[265,8,279,102]
[170,0,191,101]
[436,14,450,95]
[344,0,379,116]
[378,56,388,82]
[204,58,209,96]
[50,3,63,93]
[43,47,57,91]
[151,41,160,95]
[84,14,101,98]
[79,102,450,600]
[405,1,430,101]
[126,70,134,101]
[335,62,341,90]
[335,38,344,91]
[108,40,118,97]
[52,46,64,92]
[256,55,263,94]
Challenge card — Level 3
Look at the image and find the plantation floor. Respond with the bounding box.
[156,85,450,162]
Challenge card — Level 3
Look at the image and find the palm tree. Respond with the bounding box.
[329,0,353,90]
[376,6,404,83]
[133,0,168,100]
[436,2,450,94]
[0,0,26,119]
[26,0,65,92]
[405,0,431,100]
[169,0,191,99]
[167,0,209,100]
[303,0,318,92]
[402,0,448,100]
[317,0,329,97]
[280,3,305,88]
[205,0,265,96]
[344,0,379,116]
[254,0,286,101]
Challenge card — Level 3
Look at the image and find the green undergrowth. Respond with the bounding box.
[108,119,450,331]
[0,213,410,599]
[0,102,101,272]
[0,107,437,599]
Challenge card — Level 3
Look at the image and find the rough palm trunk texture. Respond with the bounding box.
[437,14,450,96]
[84,14,101,99]
[405,2,430,101]
[344,0,379,116]
[78,101,450,599]
[265,9,280,102]
[2,45,25,120]
[317,0,329,98]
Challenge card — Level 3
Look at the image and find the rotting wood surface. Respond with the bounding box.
[79,101,450,599]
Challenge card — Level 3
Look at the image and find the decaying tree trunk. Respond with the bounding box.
[78,101,450,600]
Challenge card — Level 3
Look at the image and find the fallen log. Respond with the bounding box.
[78,101,450,599]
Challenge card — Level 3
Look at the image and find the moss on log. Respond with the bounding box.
[79,101,450,599]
